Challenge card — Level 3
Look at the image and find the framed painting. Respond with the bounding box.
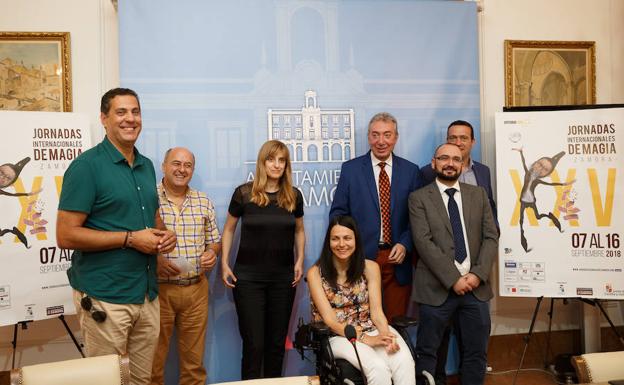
[0,32,72,112]
[505,40,596,107]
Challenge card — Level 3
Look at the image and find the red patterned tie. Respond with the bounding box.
[378,162,392,244]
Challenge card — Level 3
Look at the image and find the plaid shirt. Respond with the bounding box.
[157,182,221,281]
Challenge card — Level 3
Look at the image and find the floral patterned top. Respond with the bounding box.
[311,270,376,333]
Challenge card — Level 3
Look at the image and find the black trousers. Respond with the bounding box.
[233,279,295,380]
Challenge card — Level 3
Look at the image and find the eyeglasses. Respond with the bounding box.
[435,155,463,163]
[80,296,107,323]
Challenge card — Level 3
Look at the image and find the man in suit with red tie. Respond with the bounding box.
[409,143,498,385]
[330,112,422,320]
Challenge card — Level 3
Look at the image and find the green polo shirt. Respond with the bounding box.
[59,136,159,304]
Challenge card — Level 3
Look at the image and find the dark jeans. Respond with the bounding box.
[435,312,467,385]
[233,279,295,380]
[435,322,452,385]
[416,292,490,385]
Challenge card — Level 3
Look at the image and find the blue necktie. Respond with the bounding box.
[445,188,467,263]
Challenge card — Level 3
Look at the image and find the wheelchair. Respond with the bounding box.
[294,316,435,385]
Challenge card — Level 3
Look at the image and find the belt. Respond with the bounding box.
[378,243,392,250]
[159,275,202,286]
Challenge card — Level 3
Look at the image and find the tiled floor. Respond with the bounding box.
[484,369,559,385]
[446,369,560,385]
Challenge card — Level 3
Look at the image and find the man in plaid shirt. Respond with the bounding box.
[150,147,221,385]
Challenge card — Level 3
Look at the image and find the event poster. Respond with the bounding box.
[0,111,91,326]
[496,108,623,299]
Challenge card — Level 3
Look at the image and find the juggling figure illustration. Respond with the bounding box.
[513,148,575,252]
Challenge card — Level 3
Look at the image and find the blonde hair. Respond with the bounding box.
[251,140,297,212]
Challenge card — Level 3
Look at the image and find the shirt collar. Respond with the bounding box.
[370,152,393,168]
[102,136,144,166]
[158,181,167,199]
[464,158,474,171]
[158,180,191,201]
[436,178,460,195]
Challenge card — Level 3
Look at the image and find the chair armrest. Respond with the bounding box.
[10,368,21,385]
[309,321,332,336]
[9,354,128,385]
[293,319,333,357]
[573,351,624,383]
[571,355,590,383]
[391,315,418,329]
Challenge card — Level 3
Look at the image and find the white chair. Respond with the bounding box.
[571,351,624,383]
[10,353,130,385]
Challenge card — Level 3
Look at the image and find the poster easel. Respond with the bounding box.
[11,315,84,369]
[512,296,624,385]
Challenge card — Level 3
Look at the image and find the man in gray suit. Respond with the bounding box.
[408,143,498,385]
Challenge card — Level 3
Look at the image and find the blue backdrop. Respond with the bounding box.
[119,0,480,382]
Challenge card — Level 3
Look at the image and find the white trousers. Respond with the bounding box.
[329,326,416,385]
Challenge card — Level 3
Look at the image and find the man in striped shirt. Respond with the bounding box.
[150,147,221,385]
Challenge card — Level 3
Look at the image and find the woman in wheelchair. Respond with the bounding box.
[307,215,416,385]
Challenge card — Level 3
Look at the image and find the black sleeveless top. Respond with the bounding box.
[228,182,304,281]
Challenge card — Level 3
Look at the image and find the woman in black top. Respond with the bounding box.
[221,140,305,379]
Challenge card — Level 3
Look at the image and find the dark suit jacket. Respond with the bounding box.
[421,160,498,226]
[330,151,421,285]
[408,181,498,306]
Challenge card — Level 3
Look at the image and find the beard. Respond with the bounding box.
[436,166,460,181]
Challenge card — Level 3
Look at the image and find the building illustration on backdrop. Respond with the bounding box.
[268,90,354,163]
[134,1,477,171]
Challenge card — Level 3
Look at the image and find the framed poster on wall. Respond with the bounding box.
[505,40,596,107]
[0,32,72,112]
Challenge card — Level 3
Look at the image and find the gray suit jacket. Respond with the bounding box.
[408,181,498,306]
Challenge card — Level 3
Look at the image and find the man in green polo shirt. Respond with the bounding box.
[57,88,176,385]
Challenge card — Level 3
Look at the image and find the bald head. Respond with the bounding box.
[164,147,195,165]
[162,147,195,191]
